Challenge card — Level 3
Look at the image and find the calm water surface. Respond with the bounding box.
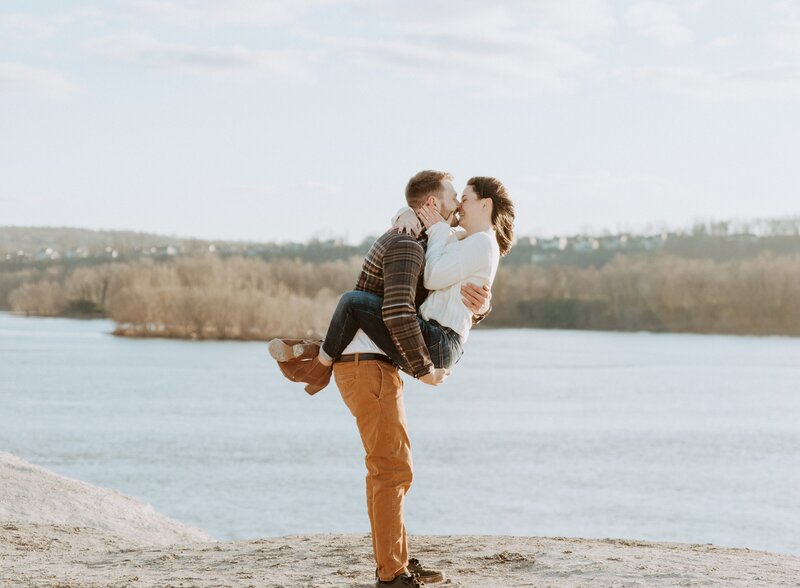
[1,313,798,554]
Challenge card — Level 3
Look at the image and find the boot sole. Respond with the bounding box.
[293,343,321,360]
[268,339,296,362]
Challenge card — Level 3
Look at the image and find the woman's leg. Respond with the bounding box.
[320,291,410,367]
[320,291,462,371]
[430,323,464,370]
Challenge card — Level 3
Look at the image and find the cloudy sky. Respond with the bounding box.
[1,0,799,243]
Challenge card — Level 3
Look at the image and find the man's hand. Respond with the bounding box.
[419,367,451,386]
[462,283,491,316]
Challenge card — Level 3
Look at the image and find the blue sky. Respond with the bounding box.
[1,0,799,243]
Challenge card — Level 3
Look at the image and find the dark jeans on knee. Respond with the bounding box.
[321,290,463,373]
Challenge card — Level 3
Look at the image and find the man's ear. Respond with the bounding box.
[426,195,438,209]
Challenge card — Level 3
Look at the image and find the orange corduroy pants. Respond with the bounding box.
[333,358,413,582]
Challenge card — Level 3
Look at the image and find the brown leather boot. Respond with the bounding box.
[277,357,314,383]
[297,356,332,395]
[292,340,322,360]
[268,338,322,362]
[275,355,332,395]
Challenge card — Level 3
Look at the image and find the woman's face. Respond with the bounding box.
[458,185,490,230]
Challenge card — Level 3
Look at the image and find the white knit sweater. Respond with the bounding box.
[419,221,500,341]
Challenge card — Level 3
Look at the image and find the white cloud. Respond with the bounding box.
[379,0,614,40]
[86,32,314,81]
[133,0,349,26]
[767,0,800,56]
[626,1,691,47]
[708,35,737,49]
[622,65,800,100]
[685,0,709,15]
[327,1,613,97]
[332,32,594,97]
[126,0,614,96]
[0,62,82,97]
[514,0,615,39]
[0,13,56,37]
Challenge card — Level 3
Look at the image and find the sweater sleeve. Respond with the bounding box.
[390,206,414,225]
[423,224,492,291]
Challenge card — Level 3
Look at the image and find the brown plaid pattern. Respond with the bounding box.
[355,228,433,378]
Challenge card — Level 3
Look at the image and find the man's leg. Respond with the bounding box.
[366,469,378,566]
[333,359,413,582]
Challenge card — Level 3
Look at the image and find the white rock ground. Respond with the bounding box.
[0,452,210,546]
[2,453,799,587]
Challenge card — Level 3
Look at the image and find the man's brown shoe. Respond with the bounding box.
[375,561,443,586]
[376,572,422,587]
[408,558,444,584]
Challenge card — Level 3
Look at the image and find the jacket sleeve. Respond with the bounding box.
[381,236,434,378]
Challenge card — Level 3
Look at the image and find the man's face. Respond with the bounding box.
[435,181,460,227]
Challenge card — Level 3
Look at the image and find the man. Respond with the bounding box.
[276,170,491,586]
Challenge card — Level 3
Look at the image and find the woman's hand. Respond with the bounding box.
[419,367,451,386]
[417,203,447,230]
[394,208,422,237]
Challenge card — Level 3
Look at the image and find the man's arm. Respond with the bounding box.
[381,235,434,378]
[462,283,492,325]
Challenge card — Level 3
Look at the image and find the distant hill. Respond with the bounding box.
[0,226,373,267]
[0,226,189,251]
[3,217,800,270]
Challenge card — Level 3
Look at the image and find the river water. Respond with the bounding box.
[1,313,798,554]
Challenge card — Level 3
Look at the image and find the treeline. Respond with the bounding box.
[6,253,800,337]
[8,256,360,339]
[489,254,800,335]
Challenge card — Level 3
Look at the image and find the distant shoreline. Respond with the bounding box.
[3,311,797,340]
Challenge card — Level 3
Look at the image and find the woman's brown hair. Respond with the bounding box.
[467,176,515,256]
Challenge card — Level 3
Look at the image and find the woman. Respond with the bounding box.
[270,176,515,393]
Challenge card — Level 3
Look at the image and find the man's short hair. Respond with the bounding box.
[405,170,453,209]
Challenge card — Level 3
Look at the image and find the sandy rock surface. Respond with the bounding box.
[3,525,800,588]
[2,453,799,587]
[0,452,211,546]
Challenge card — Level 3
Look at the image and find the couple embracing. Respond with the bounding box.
[269,170,515,587]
